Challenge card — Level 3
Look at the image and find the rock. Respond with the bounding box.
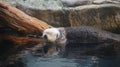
[61,0,91,7]
[3,0,120,33]
[93,0,120,4]
[61,0,120,6]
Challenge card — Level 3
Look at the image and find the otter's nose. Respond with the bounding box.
[43,35,48,39]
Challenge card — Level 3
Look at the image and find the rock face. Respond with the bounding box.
[61,0,120,6]
[2,1,119,40]
[3,0,120,33]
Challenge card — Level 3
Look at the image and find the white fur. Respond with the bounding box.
[42,28,60,42]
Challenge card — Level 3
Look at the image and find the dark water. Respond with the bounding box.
[20,53,120,67]
[5,53,120,67]
[0,42,120,67]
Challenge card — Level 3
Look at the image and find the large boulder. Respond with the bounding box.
[3,0,120,33]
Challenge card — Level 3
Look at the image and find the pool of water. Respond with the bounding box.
[0,42,120,67]
[6,53,120,67]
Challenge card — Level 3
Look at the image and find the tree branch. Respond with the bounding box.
[0,1,53,34]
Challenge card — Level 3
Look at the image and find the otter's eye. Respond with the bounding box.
[56,34,59,38]
[44,35,48,39]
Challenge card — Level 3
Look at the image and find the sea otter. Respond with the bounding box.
[42,26,120,56]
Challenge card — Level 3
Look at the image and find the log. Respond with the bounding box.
[0,1,53,34]
[0,1,53,45]
[0,34,45,45]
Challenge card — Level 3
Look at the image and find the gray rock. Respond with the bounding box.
[93,0,120,4]
[61,0,92,7]
[3,0,120,33]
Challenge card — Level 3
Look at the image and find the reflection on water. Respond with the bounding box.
[0,42,120,67]
[16,53,120,67]
[22,54,96,67]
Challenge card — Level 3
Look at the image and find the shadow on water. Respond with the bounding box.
[0,41,120,67]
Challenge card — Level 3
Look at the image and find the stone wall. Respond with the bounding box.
[3,0,120,33]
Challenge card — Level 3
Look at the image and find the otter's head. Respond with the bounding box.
[42,28,60,42]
